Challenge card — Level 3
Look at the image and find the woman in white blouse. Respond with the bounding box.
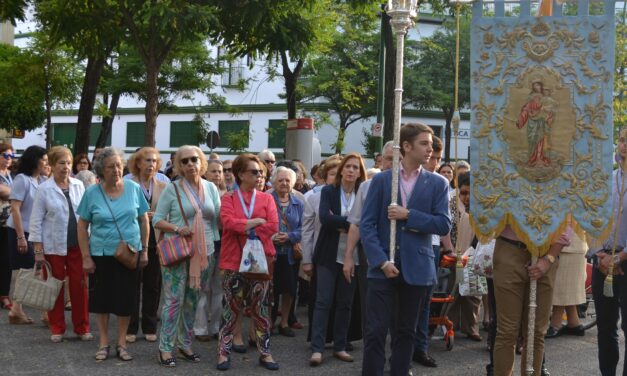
[29,146,91,342]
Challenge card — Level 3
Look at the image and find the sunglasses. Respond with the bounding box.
[223,168,232,173]
[265,159,276,164]
[181,156,199,165]
[2,153,15,160]
[248,169,264,176]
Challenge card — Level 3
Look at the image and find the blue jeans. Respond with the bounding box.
[414,245,440,353]
[362,277,430,376]
[310,263,357,353]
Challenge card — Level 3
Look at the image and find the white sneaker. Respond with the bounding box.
[125,334,137,343]
[50,334,63,343]
[79,332,94,341]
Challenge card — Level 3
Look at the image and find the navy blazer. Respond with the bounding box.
[312,184,351,268]
[361,168,451,286]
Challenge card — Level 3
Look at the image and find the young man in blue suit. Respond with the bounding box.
[360,123,452,376]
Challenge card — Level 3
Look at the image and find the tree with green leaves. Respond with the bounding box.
[211,0,336,120]
[298,10,379,153]
[29,33,82,148]
[404,16,471,162]
[94,39,222,147]
[115,0,218,146]
[35,0,123,154]
[0,44,46,132]
[0,0,27,25]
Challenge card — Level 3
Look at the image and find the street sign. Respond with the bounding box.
[206,131,220,150]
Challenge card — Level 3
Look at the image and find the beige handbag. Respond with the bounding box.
[12,261,63,311]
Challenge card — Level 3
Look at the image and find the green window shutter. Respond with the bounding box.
[170,121,198,147]
[267,120,286,149]
[53,123,75,148]
[218,120,249,150]
[89,123,109,146]
[126,122,146,147]
[53,123,110,149]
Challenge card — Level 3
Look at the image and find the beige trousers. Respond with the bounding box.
[493,238,557,376]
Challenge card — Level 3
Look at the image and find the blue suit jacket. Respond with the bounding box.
[361,168,451,286]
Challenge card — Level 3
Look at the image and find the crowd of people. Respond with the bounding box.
[0,122,600,375]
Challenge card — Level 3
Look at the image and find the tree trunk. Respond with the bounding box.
[96,92,120,148]
[382,11,397,144]
[280,52,303,119]
[75,56,106,155]
[144,60,159,147]
[443,106,453,163]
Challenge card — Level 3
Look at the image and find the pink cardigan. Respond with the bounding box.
[219,189,279,271]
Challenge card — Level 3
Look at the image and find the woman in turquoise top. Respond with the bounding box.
[77,147,150,363]
[153,145,220,367]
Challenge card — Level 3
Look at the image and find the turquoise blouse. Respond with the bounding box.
[77,180,150,256]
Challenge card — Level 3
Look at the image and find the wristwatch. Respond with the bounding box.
[543,254,556,264]
[173,226,179,235]
[613,254,622,265]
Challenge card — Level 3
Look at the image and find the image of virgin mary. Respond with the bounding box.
[516,80,556,167]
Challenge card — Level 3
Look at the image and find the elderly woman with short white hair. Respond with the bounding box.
[269,166,304,337]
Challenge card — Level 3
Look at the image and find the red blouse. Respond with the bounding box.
[219,189,279,271]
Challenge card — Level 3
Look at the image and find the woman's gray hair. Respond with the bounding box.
[271,166,296,189]
[75,170,97,188]
[92,146,125,179]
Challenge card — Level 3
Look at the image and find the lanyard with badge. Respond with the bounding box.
[237,188,257,238]
[340,189,355,215]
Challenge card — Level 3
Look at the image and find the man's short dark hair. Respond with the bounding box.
[400,123,434,156]
[432,136,443,153]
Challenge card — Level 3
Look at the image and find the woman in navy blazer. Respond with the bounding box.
[309,153,367,366]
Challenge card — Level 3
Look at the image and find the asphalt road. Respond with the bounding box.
[0,305,618,376]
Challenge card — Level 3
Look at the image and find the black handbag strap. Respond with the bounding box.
[99,184,125,242]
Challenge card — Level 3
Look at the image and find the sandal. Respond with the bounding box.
[116,346,133,361]
[8,312,33,325]
[158,352,176,367]
[0,296,12,310]
[178,348,201,362]
[95,346,110,361]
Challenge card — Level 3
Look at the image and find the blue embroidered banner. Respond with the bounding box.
[469,0,616,255]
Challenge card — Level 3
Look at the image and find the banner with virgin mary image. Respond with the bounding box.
[469,0,616,255]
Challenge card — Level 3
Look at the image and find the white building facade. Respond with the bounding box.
[10,10,471,167]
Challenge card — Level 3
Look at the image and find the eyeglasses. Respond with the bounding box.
[265,159,276,165]
[223,168,232,173]
[181,156,199,165]
[248,169,264,176]
[2,153,15,160]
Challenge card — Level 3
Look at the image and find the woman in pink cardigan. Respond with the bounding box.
[217,153,279,371]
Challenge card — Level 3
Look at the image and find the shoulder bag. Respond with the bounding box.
[157,182,194,266]
[99,185,140,270]
[12,261,63,311]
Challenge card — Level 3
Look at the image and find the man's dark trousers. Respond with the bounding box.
[362,276,430,376]
[592,256,627,376]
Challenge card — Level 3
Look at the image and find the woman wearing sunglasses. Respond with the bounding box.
[0,144,14,311]
[153,146,221,367]
[217,153,279,371]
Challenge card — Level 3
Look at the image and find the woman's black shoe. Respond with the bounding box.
[545,326,563,338]
[259,356,280,371]
[216,358,231,371]
[563,324,585,336]
[178,349,200,362]
[158,352,176,367]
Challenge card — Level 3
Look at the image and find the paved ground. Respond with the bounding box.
[0,305,619,376]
